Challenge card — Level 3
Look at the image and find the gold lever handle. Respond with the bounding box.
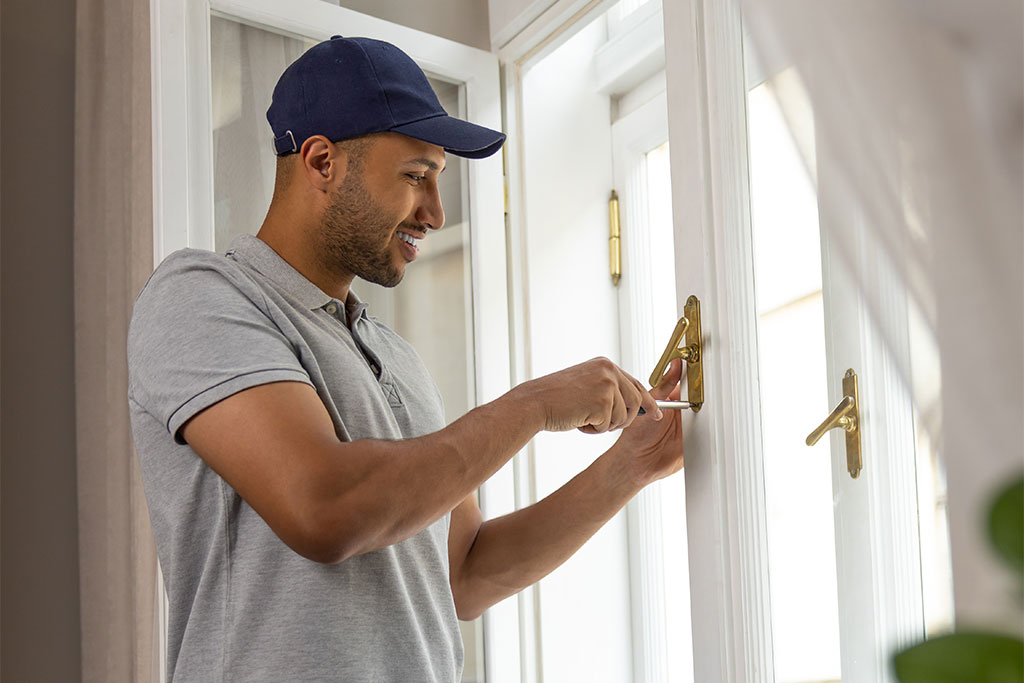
[805,396,856,446]
[806,369,863,478]
[649,317,693,387]
[649,295,704,412]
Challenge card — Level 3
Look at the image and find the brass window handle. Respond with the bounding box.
[806,369,863,478]
[648,295,704,412]
[805,396,857,446]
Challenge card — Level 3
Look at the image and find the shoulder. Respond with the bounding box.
[133,249,266,319]
[129,249,272,359]
[135,248,259,303]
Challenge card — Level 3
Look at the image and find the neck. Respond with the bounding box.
[256,199,355,303]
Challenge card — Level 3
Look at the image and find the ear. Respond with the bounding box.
[299,135,348,191]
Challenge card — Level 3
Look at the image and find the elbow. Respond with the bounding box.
[456,602,487,622]
[451,578,491,621]
[294,540,352,565]
[286,527,355,565]
[285,499,369,565]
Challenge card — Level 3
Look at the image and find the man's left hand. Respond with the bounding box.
[613,357,685,488]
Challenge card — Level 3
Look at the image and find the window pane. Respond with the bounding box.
[646,140,695,683]
[748,78,842,683]
[210,16,314,251]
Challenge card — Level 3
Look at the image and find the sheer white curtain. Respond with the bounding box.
[741,0,1023,631]
[210,17,314,249]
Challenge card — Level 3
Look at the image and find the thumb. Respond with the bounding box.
[650,358,683,400]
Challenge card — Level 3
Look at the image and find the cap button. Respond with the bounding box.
[331,35,343,40]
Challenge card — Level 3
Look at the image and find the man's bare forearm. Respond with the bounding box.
[311,389,545,561]
[450,443,643,619]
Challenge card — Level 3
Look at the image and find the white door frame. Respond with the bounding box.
[150,0,518,679]
[661,0,775,678]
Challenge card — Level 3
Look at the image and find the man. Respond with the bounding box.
[128,36,685,681]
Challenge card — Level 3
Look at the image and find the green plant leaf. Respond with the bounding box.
[893,632,1024,683]
[989,476,1024,574]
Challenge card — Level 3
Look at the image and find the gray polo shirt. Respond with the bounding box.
[127,234,461,682]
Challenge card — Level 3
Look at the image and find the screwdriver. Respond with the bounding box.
[638,400,692,415]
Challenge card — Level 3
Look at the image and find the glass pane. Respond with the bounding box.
[747,77,842,683]
[209,17,484,682]
[210,17,316,250]
[646,140,695,683]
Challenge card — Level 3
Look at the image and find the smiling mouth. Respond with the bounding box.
[397,231,422,249]
[396,231,424,262]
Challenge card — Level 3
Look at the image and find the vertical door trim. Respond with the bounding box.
[662,0,774,680]
[152,0,215,260]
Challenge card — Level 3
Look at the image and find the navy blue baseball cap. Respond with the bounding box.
[267,35,505,159]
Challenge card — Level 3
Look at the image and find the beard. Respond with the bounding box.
[316,170,407,288]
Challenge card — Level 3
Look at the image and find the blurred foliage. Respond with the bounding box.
[893,476,1024,682]
[893,632,1023,682]
[989,478,1024,575]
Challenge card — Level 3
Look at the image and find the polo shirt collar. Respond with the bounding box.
[227,234,367,320]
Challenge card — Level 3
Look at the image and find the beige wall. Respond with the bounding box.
[0,1,490,680]
[488,0,558,48]
[328,0,491,50]
[1,0,84,681]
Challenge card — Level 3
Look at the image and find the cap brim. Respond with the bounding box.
[390,114,506,159]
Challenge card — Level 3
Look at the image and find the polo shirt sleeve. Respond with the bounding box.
[128,250,312,444]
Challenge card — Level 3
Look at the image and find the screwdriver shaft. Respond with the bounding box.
[638,400,692,415]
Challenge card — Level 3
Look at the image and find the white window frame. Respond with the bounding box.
[662,0,776,678]
[150,0,519,679]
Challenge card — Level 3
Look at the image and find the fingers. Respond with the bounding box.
[608,367,655,430]
[581,362,651,433]
[591,378,630,432]
[629,375,661,422]
[608,388,628,431]
[555,357,678,434]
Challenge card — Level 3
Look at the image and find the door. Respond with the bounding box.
[151,1,512,681]
[660,0,952,681]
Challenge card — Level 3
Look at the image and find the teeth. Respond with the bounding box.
[398,232,420,247]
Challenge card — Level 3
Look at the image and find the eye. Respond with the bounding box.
[406,173,425,184]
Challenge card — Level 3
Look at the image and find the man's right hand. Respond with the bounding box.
[511,357,661,434]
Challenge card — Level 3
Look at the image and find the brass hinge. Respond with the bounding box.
[609,190,621,286]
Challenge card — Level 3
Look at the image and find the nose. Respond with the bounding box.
[414,178,445,232]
